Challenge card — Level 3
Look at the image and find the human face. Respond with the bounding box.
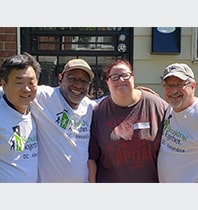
[2,66,38,114]
[106,63,134,96]
[59,69,91,109]
[163,76,196,112]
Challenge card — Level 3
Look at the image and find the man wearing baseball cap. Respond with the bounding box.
[158,63,198,182]
[62,58,94,80]
[31,58,97,182]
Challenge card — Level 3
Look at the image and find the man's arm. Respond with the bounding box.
[88,159,97,183]
[136,86,160,96]
[0,86,4,97]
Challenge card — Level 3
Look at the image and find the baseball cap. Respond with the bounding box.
[62,58,94,80]
[161,63,194,81]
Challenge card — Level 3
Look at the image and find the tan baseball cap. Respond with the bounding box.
[62,58,94,80]
[161,63,194,81]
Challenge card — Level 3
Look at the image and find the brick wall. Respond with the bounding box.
[0,27,17,65]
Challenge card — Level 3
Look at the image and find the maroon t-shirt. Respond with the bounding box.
[88,90,168,183]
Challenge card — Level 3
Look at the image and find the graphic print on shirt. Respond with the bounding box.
[55,109,69,129]
[110,112,152,141]
[161,116,187,153]
[55,109,89,138]
[102,106,161,169]
[9,126,24,152]
[105,139,153,169]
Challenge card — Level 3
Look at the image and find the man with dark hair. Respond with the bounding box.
[0,52,41,182]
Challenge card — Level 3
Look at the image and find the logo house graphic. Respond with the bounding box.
[10,126,25,152]
[55,110,69,129]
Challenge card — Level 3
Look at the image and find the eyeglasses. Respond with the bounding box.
[65,75,91,86]
[163,82,192,89]
[107,72,133,81]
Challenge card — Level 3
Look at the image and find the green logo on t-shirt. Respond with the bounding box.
[14,132,24,152]
[10,125,25,152]
[60,111,69,129]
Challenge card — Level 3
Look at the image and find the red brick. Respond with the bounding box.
[5,42,17,50]
[0,51,17,57]
[0,27,17,33]
[0,34,16,41]
[0,43,3,49]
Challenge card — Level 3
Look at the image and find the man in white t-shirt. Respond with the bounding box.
[158,63,198,182]
[32,58,96,182]
[0,53,41,182]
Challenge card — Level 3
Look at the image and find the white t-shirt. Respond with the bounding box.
[31,85,96,182]
[158,98,198,183]
[0,97,38,182]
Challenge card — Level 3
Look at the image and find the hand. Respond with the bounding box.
[136,86,160,96]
